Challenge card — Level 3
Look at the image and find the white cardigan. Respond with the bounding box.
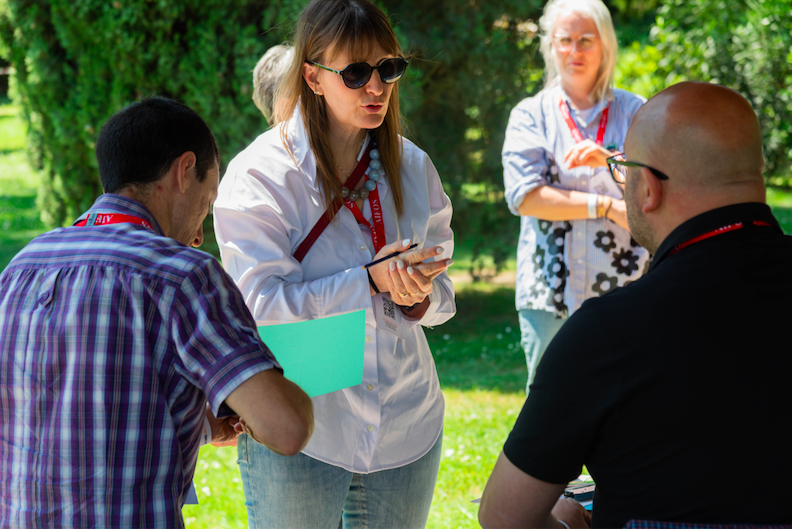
[213,111,455,472]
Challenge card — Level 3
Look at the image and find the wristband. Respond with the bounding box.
[367,269,380,294]
[402,301,421,312]
[604,196,613,219]
[201,414,212,446]
[587,193,598,219]
[557,520,571,529]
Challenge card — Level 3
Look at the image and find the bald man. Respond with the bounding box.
[479,82,792,529]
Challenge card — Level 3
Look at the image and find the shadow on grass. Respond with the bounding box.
[427,285,527,394]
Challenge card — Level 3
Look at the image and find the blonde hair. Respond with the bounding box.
[252,44,294,124]
[274,0,406,216]
[539,0,617,104]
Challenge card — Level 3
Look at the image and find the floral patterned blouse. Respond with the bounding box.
[502,85,650,317]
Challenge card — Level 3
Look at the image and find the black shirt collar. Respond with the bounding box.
[651,202,782,270]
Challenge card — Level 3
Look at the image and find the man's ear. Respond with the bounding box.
[641,166,663,214]
[173,151,197,194]
[302,62,322,95]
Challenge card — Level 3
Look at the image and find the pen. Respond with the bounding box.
[362,243,419,268]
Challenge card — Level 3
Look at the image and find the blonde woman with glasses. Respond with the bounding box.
[502,0,650,394]
[213,0,455,527]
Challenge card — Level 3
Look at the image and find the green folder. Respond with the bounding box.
[257,310,366,398]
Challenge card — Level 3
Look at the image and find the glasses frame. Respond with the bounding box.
[552,33,599,52]
[306,57,409,89]
[607,154,670,185]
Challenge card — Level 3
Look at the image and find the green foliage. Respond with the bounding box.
[6,0,790,278]
[652,0,792,183]
[382,0,545,278]
[614,41,676,99]
[0,0,549,276]
[0,0,306,227]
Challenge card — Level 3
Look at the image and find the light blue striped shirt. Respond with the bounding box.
[503,85,650,317]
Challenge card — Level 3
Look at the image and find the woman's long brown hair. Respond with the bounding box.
[274,0,405,216]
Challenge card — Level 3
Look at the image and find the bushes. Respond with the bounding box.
[380,0,545,276]
[0,0,548,274]
[0,0,304,227]
[652,0,792,184]
[2,0,790,276]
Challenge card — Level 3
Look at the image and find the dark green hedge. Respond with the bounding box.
[0,0,306,228]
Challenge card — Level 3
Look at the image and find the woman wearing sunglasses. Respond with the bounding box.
[502,0,650,394]
[213,0,455,527]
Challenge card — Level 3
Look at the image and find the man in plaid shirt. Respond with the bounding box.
[0,97,313,528]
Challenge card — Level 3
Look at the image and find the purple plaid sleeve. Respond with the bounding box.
[171,257,280,416]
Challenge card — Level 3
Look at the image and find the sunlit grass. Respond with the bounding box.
[184,283,525,529]
[185,385,525,529]
[0,104,46,270]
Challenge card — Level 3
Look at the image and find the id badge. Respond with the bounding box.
[373,294,406,341]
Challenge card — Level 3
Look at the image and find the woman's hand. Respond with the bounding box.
[367,239,452,306]
[605,198,630,232]
[564,139,612,169]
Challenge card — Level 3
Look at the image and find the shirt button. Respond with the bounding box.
[360,245,367,251]
[367,384,374,391]
[365,335,372,343]
[367,425,375,432]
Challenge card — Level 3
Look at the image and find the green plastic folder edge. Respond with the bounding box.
[257,310,366,398]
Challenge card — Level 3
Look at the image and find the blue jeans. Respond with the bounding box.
[237,432,443,529]
[518,309,567,395]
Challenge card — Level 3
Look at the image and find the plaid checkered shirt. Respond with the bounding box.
[0,194,279,528]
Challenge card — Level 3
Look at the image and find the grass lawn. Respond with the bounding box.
[2,100,792,528]
[183,284,526,529]
[0,103,46,270]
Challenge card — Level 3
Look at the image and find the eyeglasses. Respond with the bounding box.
[606,154,670,185]
[553,34,598,52]
[306,57,409,89]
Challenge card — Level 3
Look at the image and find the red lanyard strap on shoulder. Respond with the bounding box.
[559,97,609,146]
[669,220,775,256]
[74,212,153,229]
[293,146,372,263]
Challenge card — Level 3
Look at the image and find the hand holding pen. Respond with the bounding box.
[366,239,454,312]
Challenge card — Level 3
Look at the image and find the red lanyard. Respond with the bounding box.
[559,97,609,146]
[343,178,386,253]
[670,220,773,255]
[74,212,153,230]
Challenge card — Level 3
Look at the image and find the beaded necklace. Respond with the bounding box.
[337,139,386,252]
[338,143,382,201]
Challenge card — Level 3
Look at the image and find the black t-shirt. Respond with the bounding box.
[504,203,792,528]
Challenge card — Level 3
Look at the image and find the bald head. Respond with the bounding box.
[627,82,764,187]
[623,82,767,254]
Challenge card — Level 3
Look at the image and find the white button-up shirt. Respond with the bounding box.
[503,86,650,317]
[213,111,455,473]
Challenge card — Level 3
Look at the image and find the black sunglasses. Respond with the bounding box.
[307,57,409,89]
[606,154,670,185]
